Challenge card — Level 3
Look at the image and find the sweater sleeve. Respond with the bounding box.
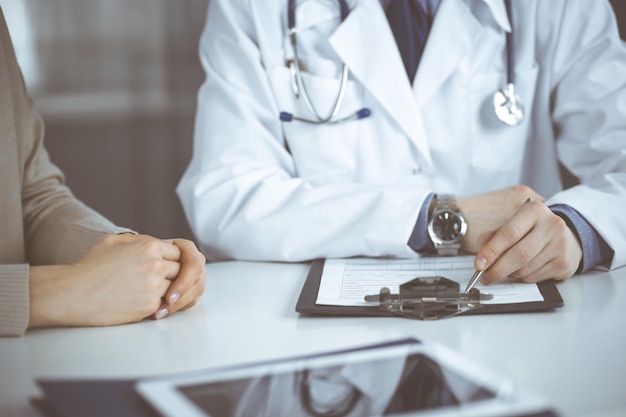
[0,265,29,336]
[7,36,130,266]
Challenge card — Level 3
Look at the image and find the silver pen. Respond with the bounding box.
[464,269,485,294]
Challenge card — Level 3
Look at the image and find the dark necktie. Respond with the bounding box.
[387,0,433,83]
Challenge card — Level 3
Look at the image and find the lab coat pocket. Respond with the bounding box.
[269,64,365,185]
[468,64,539,184]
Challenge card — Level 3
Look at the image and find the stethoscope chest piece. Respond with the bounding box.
[493,83,524,127]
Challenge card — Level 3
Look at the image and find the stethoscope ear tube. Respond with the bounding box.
[493,0,524,126]
[505,0,515,88]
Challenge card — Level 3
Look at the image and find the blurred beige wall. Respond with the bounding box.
[2,0,208,240]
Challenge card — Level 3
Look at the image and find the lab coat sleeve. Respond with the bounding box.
[544,0,626,270]
[177,0,428,261]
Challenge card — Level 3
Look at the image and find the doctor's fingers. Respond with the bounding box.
[479,202,580,284]
[476,201,550,283]
[510,253,577,283]
[479,228,549,285]
[510,223,582,283]
[506,245,559,282]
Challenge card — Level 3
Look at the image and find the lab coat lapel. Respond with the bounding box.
[329,0,432,166]
[413,0,484,106]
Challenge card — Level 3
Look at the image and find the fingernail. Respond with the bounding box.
[155,308,168,320]
[476,257,487,270]
[168,292,180,304]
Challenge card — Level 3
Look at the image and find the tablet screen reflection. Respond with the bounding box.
[178,353,495,417]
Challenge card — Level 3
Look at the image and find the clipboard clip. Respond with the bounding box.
[364,276,493,320]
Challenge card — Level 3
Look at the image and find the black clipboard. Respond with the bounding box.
[296,259,564,317]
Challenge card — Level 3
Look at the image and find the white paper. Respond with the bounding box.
[316,256,544,306]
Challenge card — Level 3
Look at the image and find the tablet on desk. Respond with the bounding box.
[136,339,556,417]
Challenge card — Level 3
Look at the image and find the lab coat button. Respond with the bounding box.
[412,166,421,175]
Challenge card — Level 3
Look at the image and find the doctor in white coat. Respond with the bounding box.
[178,0,626,284]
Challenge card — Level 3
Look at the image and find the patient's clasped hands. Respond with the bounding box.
[29,234,206,328]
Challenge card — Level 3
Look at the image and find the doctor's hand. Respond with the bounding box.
[473,199,583,284]
[457,185,544,254]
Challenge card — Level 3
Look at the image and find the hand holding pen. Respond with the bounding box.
[468,194,582,287]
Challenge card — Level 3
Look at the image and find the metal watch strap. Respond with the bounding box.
[434,194,462,256]
[435,194,457,212]
[437,245,461,256]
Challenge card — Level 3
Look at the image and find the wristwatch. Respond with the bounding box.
[427,194,467,256]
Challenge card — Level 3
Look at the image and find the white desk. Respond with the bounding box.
[1,261,625,417]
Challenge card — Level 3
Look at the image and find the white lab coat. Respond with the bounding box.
[178,0,626,266]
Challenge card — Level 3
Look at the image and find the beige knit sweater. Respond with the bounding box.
[0,11,127,336]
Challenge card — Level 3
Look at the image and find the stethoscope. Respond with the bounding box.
[280,0,523,127]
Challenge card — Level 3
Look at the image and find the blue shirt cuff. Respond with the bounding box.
[550,204,613,273]
[408,192,435,252]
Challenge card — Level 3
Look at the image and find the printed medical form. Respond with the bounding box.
[317,257,544,307]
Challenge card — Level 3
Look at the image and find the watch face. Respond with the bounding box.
[431,210,465,243]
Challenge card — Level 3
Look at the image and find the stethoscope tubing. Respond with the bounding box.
[283,0,370,124]
[504,0,515,86]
